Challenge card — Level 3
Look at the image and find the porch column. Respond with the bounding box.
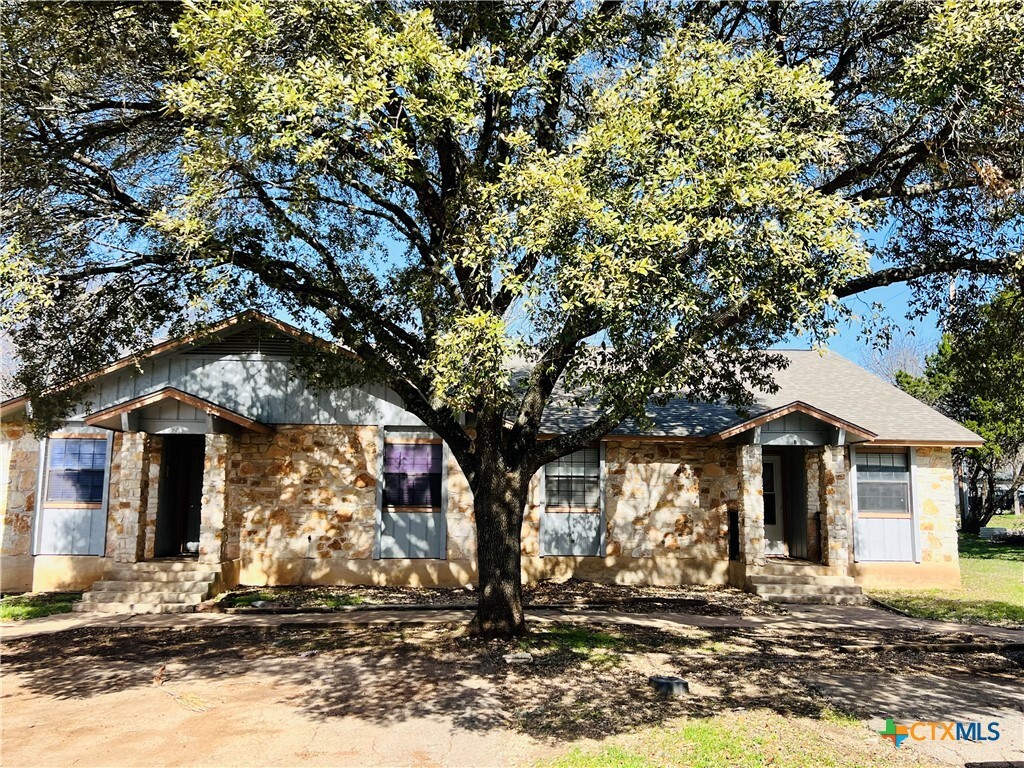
[199,433,231,565]
[736,444,765,567]
[114,432,152,563]
[818,445,852,571]
[804,448,823,563]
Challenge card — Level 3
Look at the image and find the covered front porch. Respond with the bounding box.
[726,403,874,598]
[85,388,273,595]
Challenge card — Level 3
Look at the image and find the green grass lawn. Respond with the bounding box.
[871,534,1024,627]
[0,591,82,621]
[988,513,1024,532]
[541,709,915,768]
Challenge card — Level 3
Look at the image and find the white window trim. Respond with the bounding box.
[32,431,113,557]
[374,429,448,561]
[538,443,605,558]
[909,447,922,563]
[850,445,859,563]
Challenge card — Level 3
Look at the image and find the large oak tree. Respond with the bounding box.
[2,1,1022,637]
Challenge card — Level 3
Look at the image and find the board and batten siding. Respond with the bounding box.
[67,351,426,429]
[759,412,830,447]
[851,446,917,563]
[33,428,112,556]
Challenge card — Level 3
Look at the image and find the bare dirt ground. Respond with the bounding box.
[2,620,1021,767]
[217,578,783,616]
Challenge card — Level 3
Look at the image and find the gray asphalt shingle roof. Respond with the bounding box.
[539,350,982,445]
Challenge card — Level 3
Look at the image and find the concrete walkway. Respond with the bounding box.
[812,672,1024,766]
[3,603,1022,642]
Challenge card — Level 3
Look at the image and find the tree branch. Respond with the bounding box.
[836,254,1020,298]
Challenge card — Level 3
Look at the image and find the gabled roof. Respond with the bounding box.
[539,351,983,446]
[0,310,348,418]
[708,401,877,442]
[84,387,273,434]
[2,311,983,447]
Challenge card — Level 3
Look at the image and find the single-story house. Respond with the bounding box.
[0,311,981,612]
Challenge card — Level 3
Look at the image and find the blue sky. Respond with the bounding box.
[779,282,941,363]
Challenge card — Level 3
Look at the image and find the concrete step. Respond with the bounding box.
[90,580,213,594]
[762,593,869,606]
[750,561,841,577]
[104,568,219,582]
[72,602,197,614]
[109,560,210,573]
[79,591,205,605]
[748,574,857,587]
[751,583,864,597]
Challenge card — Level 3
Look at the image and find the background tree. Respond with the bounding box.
[859,329,928,383]
[897,285,1024,533]
[2,1,1022,637]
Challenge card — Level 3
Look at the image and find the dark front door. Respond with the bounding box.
[155,435,205,558]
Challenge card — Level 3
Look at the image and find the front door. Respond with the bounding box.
[762,455,785,556]
[155,435,204,558]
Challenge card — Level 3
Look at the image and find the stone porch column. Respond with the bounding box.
[736,444,765,568]
[114,432,152,563]
[804,448,823,563]
[818,445,852,571]
[199,433,231,565]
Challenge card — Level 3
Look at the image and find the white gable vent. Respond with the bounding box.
[183,325,297,358]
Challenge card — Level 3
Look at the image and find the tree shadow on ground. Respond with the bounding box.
[959,535,1024,562]
[2,622,1022,744]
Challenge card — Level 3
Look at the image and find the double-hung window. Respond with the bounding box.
[856,452,910,515]
[854,450,915,561]
[47,438,107,503]
[379,440,444,559]
[540,447,602,556]
[545,448,601,512]
[35,435,110,556]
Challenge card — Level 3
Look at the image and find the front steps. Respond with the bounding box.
[74,560,219,614]
[746,560,868,605]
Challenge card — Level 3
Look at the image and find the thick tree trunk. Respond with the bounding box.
[467,433,531,640]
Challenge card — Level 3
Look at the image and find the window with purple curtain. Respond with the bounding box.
[383,443,442,508]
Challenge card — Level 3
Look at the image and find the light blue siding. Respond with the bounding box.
[379,510,445,558]
[540,512,602,556]
[855,517,915,561]
[68,334,426,428]
[35,507,105,554]
[760,412,830,446]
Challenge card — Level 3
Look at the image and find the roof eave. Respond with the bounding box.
[84,387,274,434]
[709,400,878,442]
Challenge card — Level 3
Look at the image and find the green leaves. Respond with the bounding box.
[898,286,1024,464]
[902,0,1024,122]
[465,28,872,408]
[424,310,521,412]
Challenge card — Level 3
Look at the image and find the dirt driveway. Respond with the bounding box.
[1,654,530,767]
[1,621,1021,768]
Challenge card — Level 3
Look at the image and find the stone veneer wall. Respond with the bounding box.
[200,433,231,564]
[603,441,736,564]
[446,450,477,560]
[914,447,959,564]
[0,421,38,590]
[229,426,379,580]
[804,449,822,563]
[736,445,764,567]
[143,437,163,560]
[112,432,153,563]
